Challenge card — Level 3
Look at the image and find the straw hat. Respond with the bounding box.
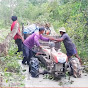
[59,27,66,32]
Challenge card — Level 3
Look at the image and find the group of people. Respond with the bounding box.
[11,16,82,75]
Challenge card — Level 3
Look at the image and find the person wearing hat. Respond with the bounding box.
[22,27,54,66]
[55,27,82,64]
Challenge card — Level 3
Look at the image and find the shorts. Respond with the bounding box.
[67,48,77,56]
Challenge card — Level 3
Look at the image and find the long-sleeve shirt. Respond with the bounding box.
[23,32,49,49]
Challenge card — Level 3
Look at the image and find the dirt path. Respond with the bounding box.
[18,60,61,87]
[18,60,88,87]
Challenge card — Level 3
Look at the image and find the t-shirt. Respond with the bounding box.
[23,32,49,49]
[61,33,76,52]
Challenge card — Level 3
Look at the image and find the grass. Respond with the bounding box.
[0,29,25,87]
[0,41,25,87]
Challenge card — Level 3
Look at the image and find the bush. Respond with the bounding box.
[6,60,20,73]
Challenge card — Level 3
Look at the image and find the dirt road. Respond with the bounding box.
[18,60,88,87]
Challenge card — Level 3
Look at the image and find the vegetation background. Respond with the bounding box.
[0,0,88,87]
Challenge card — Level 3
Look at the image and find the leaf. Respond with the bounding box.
[22,69,26,72]
[4,67,8,72]
[6,79,9,83]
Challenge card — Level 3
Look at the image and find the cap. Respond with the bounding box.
[59,27,66,32]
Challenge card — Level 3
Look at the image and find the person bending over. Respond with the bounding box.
[22,27,54,65]
[55,27,82,64]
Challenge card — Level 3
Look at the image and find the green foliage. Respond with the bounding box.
[0,0,88,86]
[3,72,25,87]
[6,60,20,73]
[0,40,24,86]
[28,0,48,5]
[0,0,88,60]
[0,39,22,73]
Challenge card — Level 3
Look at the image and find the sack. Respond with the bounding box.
[30,57,39,77]
[70,57,82,78]
[23,24,39,34]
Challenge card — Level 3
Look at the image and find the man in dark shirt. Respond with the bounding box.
[55,27,82,64]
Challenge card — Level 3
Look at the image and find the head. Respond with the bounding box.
[11,16,17,22]
[60,31,66,35]
[59,27,66,35]
[45,23,49,27]
[39,27,45,34]
[46,30,50,35]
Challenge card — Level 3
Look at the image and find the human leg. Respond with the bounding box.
[15,39,22,53]
[28,49,34,72]
[67,52,72,61]
[74,54,82,65]
[17,39,22,52]
[27,49,32,63]
[22,45,30,65]
[74,48,82,64]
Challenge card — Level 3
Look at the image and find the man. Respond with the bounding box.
[55,27,82,64]
[22,27,54,65]
[45,23,51,35]
[11,16,24,54]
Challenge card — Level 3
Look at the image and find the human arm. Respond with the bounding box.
[40,34,49,41]
[40,34,56,41]
[55,38,64,42]
[55,34,67,42]
[34,35,44,51]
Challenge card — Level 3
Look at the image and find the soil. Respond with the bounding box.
[18,60,88,87]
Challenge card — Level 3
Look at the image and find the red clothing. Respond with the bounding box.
[11,21,21,40]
